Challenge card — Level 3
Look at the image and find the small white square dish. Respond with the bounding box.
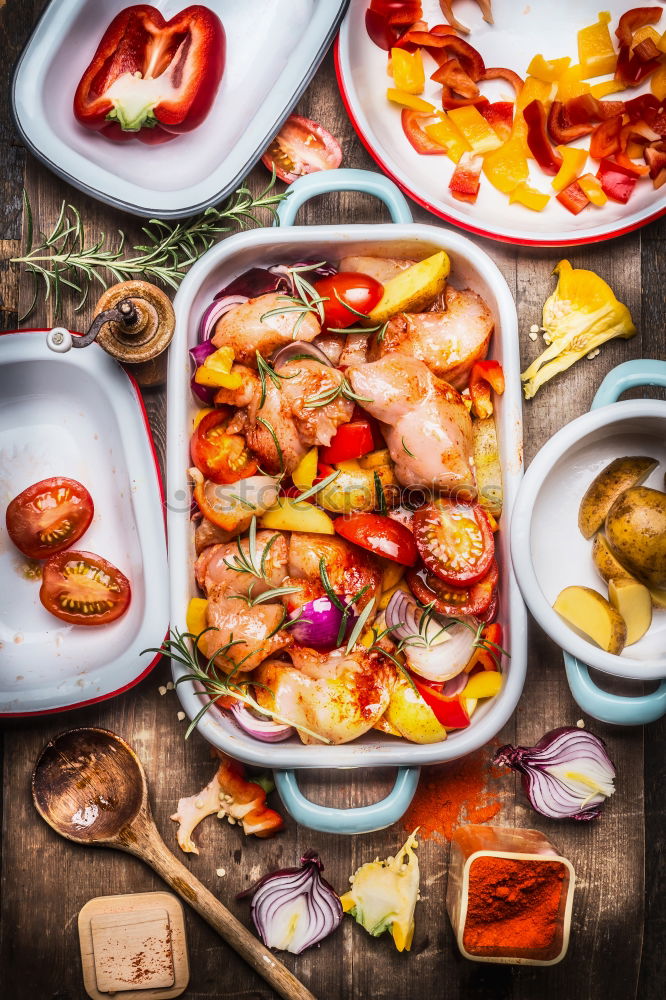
[12,0,348,218]
[0,333,169,715]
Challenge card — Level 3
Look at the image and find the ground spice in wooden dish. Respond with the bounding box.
[401,752,501,841]
[463,856,566,956]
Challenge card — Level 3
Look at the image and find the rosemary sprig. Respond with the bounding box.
[303,373,372,409]
[374,471,387,515]
[255,351,295,409]
[346,596,376,653]
[232,583,301,608]
[12,172,288,319]
[222,518,278,579]
[257,415,284,474]
[259,262,329,335]
[292,468,340,503]
[318,556,372,646]
[318,556,346,612]
[402,437,416,457]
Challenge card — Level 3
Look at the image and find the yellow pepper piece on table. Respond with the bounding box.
[292,446,318,491]
[527,54,571,83]
[521,260,636,399]
[447,105,502,155]
[578,12,616,79]
[424,116,470,163]
[590,78,626,98]
[509,183,550,211]
[194,346,242,389]
[463,670,503,700]
[552,146,588,192]
[390,47,425,95]
[483,137,529,193]
[556,64,591,101]
[577,173,608,206]
[386,89,435,112]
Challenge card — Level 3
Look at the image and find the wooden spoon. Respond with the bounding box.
[32,727,316,1000]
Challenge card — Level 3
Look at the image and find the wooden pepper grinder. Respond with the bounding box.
[46,280,175,387]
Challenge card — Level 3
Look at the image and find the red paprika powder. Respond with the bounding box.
[463,856,566,956]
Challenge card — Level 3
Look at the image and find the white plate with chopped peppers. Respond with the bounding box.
[336,0,666,246]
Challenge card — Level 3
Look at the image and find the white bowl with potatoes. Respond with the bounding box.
[511,360,666,725]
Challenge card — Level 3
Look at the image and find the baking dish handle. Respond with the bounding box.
[275,168,413,226]
[273,765,420,834]
[591,358,666,408]
[563,653,666,725]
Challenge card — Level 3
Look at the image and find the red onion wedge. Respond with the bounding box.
[290,596,357,650]
[493,726,616,821]
[239,851,343,954]
[385,590,477,682]
[198,294,249,343]
[218,267,290,300]
[230,702,294,743]
[272,340,333,369]
[189,339,218,404]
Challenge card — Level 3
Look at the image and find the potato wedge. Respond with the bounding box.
[472,416,503,517]
[592,532,634,584]
[365,251,450,324]
[578,456,658,539]
[605,486,666,589]
[608,578,652,645]
[553,585,627,654]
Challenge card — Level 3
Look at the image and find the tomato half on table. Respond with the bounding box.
[407,560,498,618]
[6,477,94,560]
[313,273,384,330]
[261,115,342,184]
[412,499,494,586]
[40,550,131,626]
[334,512,418,566]
[190,410,258,485]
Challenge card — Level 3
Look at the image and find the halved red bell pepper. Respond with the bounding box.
[401,109,447,153]
[556,179,591,215]
[590,115,623,159]
[320,421,375,464]
[411,674,471,728]
[596,158,639,202]
[523,99,563,175]
[74,5,225,142]
[469,361,505,419]
[480,102,514,141]
[449,152,483,202]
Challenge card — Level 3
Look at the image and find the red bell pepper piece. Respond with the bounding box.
[590,115,623,159]
[548,102,594,144]
[465,623,503,672]
[596,158,639,202]
[449,152,483,203]
[615,6,663,47]
[480,102,514,142]
[366,3,425,50]
[625,93,660,124]
[411,674,471,728]
[431,58,480,98]
[644,142,666,184]
[417,31,485,80]
[548,96,625,145]
[320,421,375,464]
[556,180,591,215]
[479,66,524,95]
[401,109,447,154]
[442,89,490,111]
[74,5,225,142]
[469,361,505,419]
[523,99,563,175]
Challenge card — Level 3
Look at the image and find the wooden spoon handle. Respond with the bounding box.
[138,826,317,1000]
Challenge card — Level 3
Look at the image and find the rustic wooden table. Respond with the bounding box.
[1,4,664,998]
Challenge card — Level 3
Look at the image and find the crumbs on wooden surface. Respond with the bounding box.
[177,711,186,722]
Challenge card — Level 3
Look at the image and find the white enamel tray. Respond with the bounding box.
[0,333,169,715]
[12,0,348,218]
[336,0,666,246]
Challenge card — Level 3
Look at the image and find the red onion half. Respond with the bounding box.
[493,726,616,821]
[230,703,294,742]
[290,596,357,650]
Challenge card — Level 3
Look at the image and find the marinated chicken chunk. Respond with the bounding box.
[284,531,382,614]
[198,588,292,674]
[212,292,320,364]
[194,530,288,597]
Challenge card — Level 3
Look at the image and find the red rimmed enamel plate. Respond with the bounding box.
[335,0,666,246]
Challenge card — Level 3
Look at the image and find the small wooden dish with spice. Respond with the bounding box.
[446,824,575,966]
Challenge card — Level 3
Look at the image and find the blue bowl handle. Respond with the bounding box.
[273,766,420,834]
[275,168,413,227]
[564,358,666,724]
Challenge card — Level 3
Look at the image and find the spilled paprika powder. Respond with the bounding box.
[463,856,566,956]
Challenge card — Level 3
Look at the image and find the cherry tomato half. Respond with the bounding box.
[313,273,384,330]
[412,499,494,586]
[406,560,498,618]
[335,512,418,566]
[190,410,258,485]
[261,115,342,184]
[6,477,94,560]
[40,550,131,626]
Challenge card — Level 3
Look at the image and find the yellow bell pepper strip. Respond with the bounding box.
[482,137,529,192]
[659,27,666,53]
[521,260,637,399]
[551,145,589,191]
[192,407,215,430]
[590,78,626,98]
[194,346,242,389]
[651,62,666,100]
[449,151,483,202]
[186,597,208,638]
[379,579,410,610]
[390,47,425,94]
[578,172,609,205]
[509,182,551,211]
[469,361,506,418]
[447,105,503,154]
[387,88,436,112]
[259,497,335,534]
[291,447,318,491]
[527,54,571,83]
[463,670,503,700]
[556,64,592,101]
[424,116,470,163]
[578,12,616,79]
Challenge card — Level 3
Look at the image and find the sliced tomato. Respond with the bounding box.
[410,675,471,728]
[401,109,447,154]
[321,421,375,464]
[40,550,131,626]
[313,272,384,330]
[261,115,342,184]
[334,512,418,566]
[190,410,258,485]
[6,477,93,560]
[407,560,498,618]
[412,500,494,585]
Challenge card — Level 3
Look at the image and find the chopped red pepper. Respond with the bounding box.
[480,102,514,141]
[442,89,490,111]
[417,32,485,80]
[644,142,666,182]
[469,361,505,418]
[548,101,594,144]
[480,66,524,95]
[625,93,660,124]
[596,158,639,202]
[320,421,375,464]
[615,6,663,47]
[74,5,225,142]
[365,1,424,49]
[401,109,447,154]
[411,674,471,728]
[556,180,591,215]
[523,99,563,175]
[465,622,503,672]
[590,115,623,159]
[431,58,480,98]
[449,152,483,202]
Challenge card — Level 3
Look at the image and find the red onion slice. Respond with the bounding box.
[198,294,249,343]
[272,340,333,369]
[230,703,294,742]
[189,339,218,404]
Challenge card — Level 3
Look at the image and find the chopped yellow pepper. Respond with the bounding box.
[590,78,626,98]
[516,76,554,111]
[194,346,242,389]
[186,598,209,642]
[578,173,608,206]
[192,407,215,430]
[379,580,410,610]
[447,105,502,155]
[292,446,318,491]
[390,47,425,95]
[509,183,551,211]
[556,64,592,101]
[424,117,469,163]
[521,260,636,399]
[259,497,335,534]
[359,448,392,470]
[658,28,666,53]
[651,62,666,101]
[483,137,529,193]
[386,88,435,112]
[381,559,405,592]
[463,670,503,700]
[552,146,588,192]
[631,25,661,51]
[527,54,571,83]
[578,12,616,79]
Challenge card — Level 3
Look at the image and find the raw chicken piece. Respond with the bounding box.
[338,255,416,283]
[339,333,370,367]
[255,648,395,745]
[198,588,292,673]
[212,292,321,364]
[370,286,493,390]
[276,359,354,447]
[194,530,288,597]
[313,333,345,365]
[285,532,382,613]
[347,355,475,497]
